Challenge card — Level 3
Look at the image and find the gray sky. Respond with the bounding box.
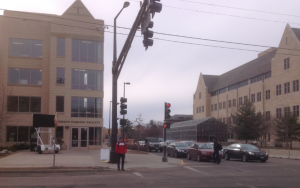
[1,0,300,128]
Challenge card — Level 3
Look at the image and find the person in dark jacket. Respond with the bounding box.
[213,138,220,164]
[115,137,127,171]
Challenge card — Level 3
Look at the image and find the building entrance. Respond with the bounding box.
[71,127,88,148]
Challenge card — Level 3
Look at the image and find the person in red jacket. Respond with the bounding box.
[115,137,127,171]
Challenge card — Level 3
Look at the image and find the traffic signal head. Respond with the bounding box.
[164,102,171,120]
[120,119,127,126]
[120,97,127,115]
[149,0,162,18]
[163,123,170,129]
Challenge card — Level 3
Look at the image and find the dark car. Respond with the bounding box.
[187,143,222,162]
[167,142,189,158]
[145,137,163,152]
[223,144,268,162]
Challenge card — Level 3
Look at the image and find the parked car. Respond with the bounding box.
[145,137,163,152]
[166,140,177,145]
[186,143,222,162]
[180,141,194,147]
[138,141,145,146]
[167,142,189,158]
[223,144,268,162]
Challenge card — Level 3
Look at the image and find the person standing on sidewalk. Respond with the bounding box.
[115,137,127,171]
[213,137,221,164]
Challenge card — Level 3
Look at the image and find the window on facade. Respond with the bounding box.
[7,96,41,112]
[219,102,222,110]
[199,106,201,113]
[239,97,243,106]
[196,107,198,113]
[72,69,103,91]
[265,72,271,79]
[228,100,231,108]
[72,39,103,63]
[9,38,43,58]
[233,99,236,107]
[251,75,263,84]
[57,38,65,57]
[228,84,237,91]
[56,68,65,84]
[214,104,217,111]
[211,91,217,97]
[293,80,299,92]
[284,82,290,94]
[257,92,261,102]
[56,96,64,112]
[71,97,102,118]
[251,94,255,103]
[211,105,213,112]
[8,68,42,85]
[276,108,282,118]
[284,58,290,70]
[266,111,270,121]
[6,126,36,142]
[266,90,270,100]
[56,126,64,139]
[223,102,226,109]
[284,107,290,116]
[276,84,281,96]
[202,106,204,112]
[89,127,102,145]
[244,96,248,103]
[199,92,201,99]
[219,88,226,94]
[293,105,299,117]
[238,80,248,88]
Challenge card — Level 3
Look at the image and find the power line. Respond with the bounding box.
[177,0,300,18]
[2,12,300,57]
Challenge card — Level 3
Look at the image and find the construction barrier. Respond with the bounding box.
[289,150,300,159]
[268,149,290,159]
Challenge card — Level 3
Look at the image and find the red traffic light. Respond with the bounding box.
[163,123,170,129]
[166,103,171,108]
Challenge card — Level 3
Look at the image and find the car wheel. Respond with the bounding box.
[242,154,248,162]
[147,147,151,152]
[175,151,178,158]
[225,153,230,160]
[55,150,59,154]
[187,153,191,160]
[197,154,201,162]
[260,160,266,162]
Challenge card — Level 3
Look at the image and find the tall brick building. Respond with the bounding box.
[0,0,104,149]
[193,24,300,144]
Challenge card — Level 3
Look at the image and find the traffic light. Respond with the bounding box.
[163,123,170,129]
[120,97,127,115]
[141,0,162,50]
[120,119,127,126]
[165,102,171,120]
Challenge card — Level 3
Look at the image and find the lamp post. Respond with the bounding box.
[123,82,130,141]
[111,1,130,163]
[109,101,112,136]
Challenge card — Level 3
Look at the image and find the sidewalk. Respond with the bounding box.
[0,149,182,171]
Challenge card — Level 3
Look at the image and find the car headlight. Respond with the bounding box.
[202,152,207,154]
[177,149,182,152]
[248,152,254,155]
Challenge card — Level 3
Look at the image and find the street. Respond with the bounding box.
[1,153,300,188]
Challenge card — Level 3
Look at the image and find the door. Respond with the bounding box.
[71,128,88,148]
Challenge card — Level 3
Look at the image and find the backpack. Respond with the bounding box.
[218,143,223,150]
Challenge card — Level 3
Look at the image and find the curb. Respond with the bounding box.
[0,166,110,173]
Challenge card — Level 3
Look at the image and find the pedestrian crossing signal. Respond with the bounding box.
[163,123,170,129]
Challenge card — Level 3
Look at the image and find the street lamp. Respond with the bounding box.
[111,2,130,163]
[122,82,130,141]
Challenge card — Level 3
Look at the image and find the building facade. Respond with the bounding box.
[0,0,105,149]
[193,24,300,144]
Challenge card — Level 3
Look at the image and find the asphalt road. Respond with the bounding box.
[1,152,300,188]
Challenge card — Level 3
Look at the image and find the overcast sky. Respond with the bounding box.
[1,0,300,128]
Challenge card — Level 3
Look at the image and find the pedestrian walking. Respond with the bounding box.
[115,137,127,171]
[212,137,221,164]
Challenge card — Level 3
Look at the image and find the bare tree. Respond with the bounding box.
[0,87,10,143]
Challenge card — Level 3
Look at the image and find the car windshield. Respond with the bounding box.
[148,139,159,143]
[241,144,259,150]
[175,143,188,147]
[184,142,193,146]
[197,143,213,149]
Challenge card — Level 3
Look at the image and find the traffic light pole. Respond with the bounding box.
[162,127,167,162]
[110,1,148,163]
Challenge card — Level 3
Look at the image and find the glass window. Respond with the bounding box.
[6,126,18,142]
[57,68,65,84]
[18,126,29,142]
[8,68,19,84]
[265,72,271,79]
[71,97,79,117]
[56,96,64,112]
[71,97,102,118]
[19,97,30,112]
[228,84,237,91]
[30,97,41,112]
[8,68,41,85]
[72,69,103,91]
[20,68,30,85]
[95,127,102,145]
[56,126,64,139]
[9,38,43,58]
[7,96,18,112]
[219,88,226,94]
[89,127,95,145]
[266,90,270,100]
[57,38,65,57]
[72,39,103,63]
[31,69,42,85]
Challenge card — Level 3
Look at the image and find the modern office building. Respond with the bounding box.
[0,0,104,149]
[193,24,300,144]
